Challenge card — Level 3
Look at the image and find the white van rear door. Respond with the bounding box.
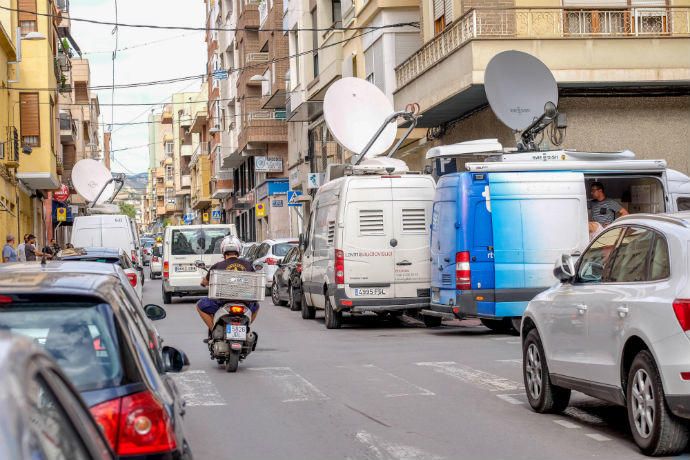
[343,192,396,300]
[392,202,432,298]
[489,172,589,291]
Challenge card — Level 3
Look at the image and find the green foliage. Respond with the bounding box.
[119,203,137,219]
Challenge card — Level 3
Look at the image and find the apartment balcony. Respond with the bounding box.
[179,113,192,129]
[261,70,288,109]
[59,113,77,145]
[394,6,690,127]
[190,109,208,134]
[238,111,288,151]
[238,0,260,30]
[181,144,193,157]
[190,142,210,168]
[156,205,166,216]
[192,189,213,210]
[181,175,192,188]
[165,203,181,213]
[165,179,174,188]
[162,106,173,124]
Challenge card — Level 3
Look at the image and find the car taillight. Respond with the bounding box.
[296,263,302,273]
[673,299,690,332]
[229,305,245,314]
[163,261,169,279]
[335,249,345,284]
[456,251,471,291]
[127,272,137,287]
[266,257,278,265]
[91,391,177,456]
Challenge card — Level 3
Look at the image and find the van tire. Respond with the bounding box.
[423,315,443,328]
[301,291,315,319]
[324,296,342,329]
[163,289,172,305]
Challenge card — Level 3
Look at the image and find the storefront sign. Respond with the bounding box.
[254,156,283,173]
[272,199,284,207]
[54,184,70,202]
[236,191,254,204]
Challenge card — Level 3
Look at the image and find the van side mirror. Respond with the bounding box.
[144,304,167,321]
[553,254,576,282]
[162,346,190,373]
[194,260,206,269]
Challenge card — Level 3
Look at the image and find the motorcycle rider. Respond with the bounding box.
[196,236,260,343]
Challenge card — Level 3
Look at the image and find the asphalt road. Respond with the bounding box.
[143,272,683,460]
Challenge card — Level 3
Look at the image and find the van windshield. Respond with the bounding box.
[171,228,232,255]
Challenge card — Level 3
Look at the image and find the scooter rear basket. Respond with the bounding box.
[208,271,266,301]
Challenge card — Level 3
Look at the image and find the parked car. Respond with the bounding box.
[70,214,143,271]
[0,333,114,460]
[0,262,193,459]
[150,245,163,279]
[244,243,260,261]
[162,224,238,304]
[57,247,144,300]
[521,212,690,456]
[142,238,155,266]
[300,160,436,329]
[252,238,299,294]
[271,246,303,311]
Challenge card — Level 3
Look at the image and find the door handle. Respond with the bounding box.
[616,305,629,317]
[576,304,588,314]
[397,261,412,266]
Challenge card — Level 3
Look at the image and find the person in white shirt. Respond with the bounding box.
[16,234,28,262]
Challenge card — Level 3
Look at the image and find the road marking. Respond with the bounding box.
[496,393,524,405]
[170,370,226,406]
[506,340,521,344]
[341,364,435,398]
[496,359,522,367]
[250,367,329,402]
[353,430,444,460]
[416,362,522,391]
[585,433,612,442]
[491,337,513,341]
[554,420,581,429]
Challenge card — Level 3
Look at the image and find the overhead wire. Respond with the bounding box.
[82,32,201,55]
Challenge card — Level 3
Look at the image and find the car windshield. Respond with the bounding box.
[142,241,154,248]
[0,300,124,392]
[273,243,297,257]
[63,256,120,265]
[171,229,232,255]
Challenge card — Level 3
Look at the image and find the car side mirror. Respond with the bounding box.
[162,346,190,373]
[144,304,167,321]
[553,254,575,282]
[194,260,206,269]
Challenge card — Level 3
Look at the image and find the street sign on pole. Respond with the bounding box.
[56,207,67,222]
[202,212,209,223]
[256,203,267,217]
[287,191,302,207]
[212,210,221,221]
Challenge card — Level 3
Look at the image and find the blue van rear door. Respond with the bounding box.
[431,177,458,293]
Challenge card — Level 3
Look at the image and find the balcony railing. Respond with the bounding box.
[395,6,690,89]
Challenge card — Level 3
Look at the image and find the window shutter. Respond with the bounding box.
[395,33,422,67]
[444,0,453,22]
[372,39,384,92]
[18,0,37,22]
[562,0,626,5]
[630,0,665,5]
[364,45,374,80]
[433,0,444,20]
[19,93,40,137]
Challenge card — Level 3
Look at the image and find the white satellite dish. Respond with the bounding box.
[71,159,116,204]
[484,50,558,132]
[323,77,397,159]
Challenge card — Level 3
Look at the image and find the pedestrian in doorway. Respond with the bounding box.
[588,182,629,227]
[2,235,17,263]
[25,235,50,262]
[16,234,28,262]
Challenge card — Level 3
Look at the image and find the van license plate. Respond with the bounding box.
[226,324,247,340]
[174,265,197,272]
[354,288,386,296]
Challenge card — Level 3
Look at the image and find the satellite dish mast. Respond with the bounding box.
[323,77,421,166]
[71,159,125,211]
[484,50,564,151]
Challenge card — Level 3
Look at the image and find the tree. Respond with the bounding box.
[119,203,137,219]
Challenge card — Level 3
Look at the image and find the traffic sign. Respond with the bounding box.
[212,69,229,81]
[212,210,221,220]
[256,203,266,217]
[56,207,67,222]
[183,213,194,224]
[287,191,302,207]
[54,184,70,202]
[202,212,209,223]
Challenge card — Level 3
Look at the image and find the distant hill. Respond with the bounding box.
[125,173,148,191]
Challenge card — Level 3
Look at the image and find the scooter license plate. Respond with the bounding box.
[226,324,247,340]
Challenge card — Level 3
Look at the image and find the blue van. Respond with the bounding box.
[427,146,690,332]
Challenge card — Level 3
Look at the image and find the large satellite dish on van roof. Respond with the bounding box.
[324,77,397,159]
[485,50,558,131]
[72,159,116,205]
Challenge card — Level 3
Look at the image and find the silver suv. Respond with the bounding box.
[521,212,690,456]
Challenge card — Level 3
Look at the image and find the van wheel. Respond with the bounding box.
[523,329,570,413]
[289,285,301,311]
[162,289,172,305]
[301,291,315,320]
[480,318,513,333]
[423,315,443,328]
[324,296,342,329]
[627,350,689,456]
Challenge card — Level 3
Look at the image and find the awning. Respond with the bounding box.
[212,188,233,199]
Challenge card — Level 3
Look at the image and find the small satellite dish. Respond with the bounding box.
[484,50,558,131]
[71,159,115,204]
[323,77,397,159]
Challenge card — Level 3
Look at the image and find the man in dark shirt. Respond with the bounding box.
[25,235,50,262]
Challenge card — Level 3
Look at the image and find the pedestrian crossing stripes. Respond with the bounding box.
[415,361,523,391]
[170,370,226,406]
[250,366,330,402]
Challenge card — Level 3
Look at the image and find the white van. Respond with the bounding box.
[161,224,237,304]
[71,215,142,269]
[300,161,436,329]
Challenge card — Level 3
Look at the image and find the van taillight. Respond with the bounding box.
[673,299,690,332]
[456,251,471,291]
[91,391,177,456]
[335,249,345,284]
[163,261,169,279]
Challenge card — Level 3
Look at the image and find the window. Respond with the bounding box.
[20,93,40,147]
[649,234,670,281]
[0,142,4,160]
[170,228,233,255]
[256,243,270,258]
[364,39,384,92]
[272,243,297,257]
[678,198,690,211]
[311,9,319,78]
[608,227,656,283]
[359,209,385,235]
[576,227,624,283]
[165,142,174,155]
[331,0,341,28]
[432,0,452,34]
[18,0,37,35]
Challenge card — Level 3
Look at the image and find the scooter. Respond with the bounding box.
[195,261,259,372]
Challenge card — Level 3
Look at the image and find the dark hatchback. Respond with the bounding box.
[0,262,193,460]
[270,246,303,311]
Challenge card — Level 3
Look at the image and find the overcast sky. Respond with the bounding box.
[70,0,206,174]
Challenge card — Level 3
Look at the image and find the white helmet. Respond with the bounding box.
[220,236,242,255]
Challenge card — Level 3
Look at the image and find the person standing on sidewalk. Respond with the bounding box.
[2,235,17,263]
[16,234,28,262]
[25,235,50,262]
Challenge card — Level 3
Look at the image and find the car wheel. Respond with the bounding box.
[324,295,342,329]
[163,289,172,305]
[301,290,315,320]
[423,315,443,328]
[271,281,281,306]
[149,270,154,280]
[523,329,570,413]
[480,318,513,334]
[289,285,301,311]
[225,351,240,373]
[627,350,689,456]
